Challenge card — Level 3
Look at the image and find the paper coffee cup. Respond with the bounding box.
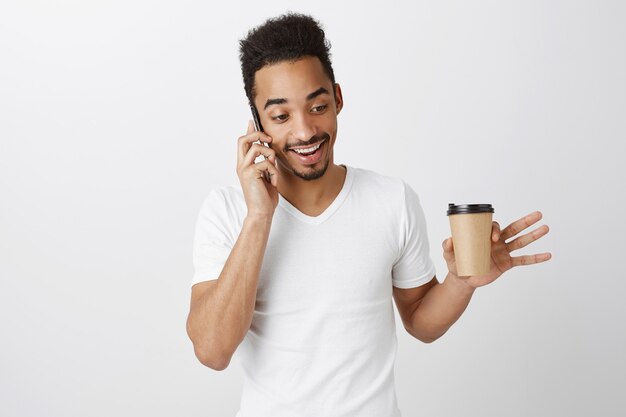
[447,203,494,276]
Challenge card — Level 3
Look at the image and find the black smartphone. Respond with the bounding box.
[250,103,264,132]
[249,103,271,183]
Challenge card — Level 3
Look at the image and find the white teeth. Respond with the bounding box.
[293,142,322,154]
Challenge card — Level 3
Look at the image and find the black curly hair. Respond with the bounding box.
[239,13,336,105]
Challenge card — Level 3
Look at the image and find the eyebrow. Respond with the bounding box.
[263,87,330,110]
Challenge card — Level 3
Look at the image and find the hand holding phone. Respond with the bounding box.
[249,103,273,183]
[235,106,279,218]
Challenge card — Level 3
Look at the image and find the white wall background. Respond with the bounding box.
[1,1,624,416]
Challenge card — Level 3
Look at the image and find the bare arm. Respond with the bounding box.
[186,215,272,370]
[186,120,279,370]
[396,211,551,343]
[403,272,474,343]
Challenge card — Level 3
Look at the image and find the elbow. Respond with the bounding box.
[405,325,443,344]
[190,332,232,370]
[194,346,231,371]
[186,318,232,371]
[418,335,439,344]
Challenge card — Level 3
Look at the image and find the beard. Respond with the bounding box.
[291,157,330,181]
[282,132,331,181]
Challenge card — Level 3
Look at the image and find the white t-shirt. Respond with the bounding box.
[192,165,436,417]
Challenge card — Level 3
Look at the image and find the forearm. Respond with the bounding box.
[187,215,272,367]
[408,272,475,343]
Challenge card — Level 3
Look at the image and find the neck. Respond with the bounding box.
[277,163,347,216]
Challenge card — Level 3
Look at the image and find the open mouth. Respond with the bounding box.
[289,139,326,165]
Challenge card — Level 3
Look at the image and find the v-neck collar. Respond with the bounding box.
[277,165,354,226]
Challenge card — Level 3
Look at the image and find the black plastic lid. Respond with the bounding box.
[447,203,494,216]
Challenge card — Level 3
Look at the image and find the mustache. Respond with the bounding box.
[284,133,330,152]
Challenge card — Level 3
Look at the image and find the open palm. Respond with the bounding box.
[443,211,552,288]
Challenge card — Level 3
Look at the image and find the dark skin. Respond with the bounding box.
[237,56,345,217]
[394,212,551,343]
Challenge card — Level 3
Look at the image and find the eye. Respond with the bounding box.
[311,105,328,113]
[271,114,288,122]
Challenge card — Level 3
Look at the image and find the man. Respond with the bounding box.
[186,13,551,417]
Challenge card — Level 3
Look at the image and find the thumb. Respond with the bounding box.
[442,237,455,262]
[246,119,255,135]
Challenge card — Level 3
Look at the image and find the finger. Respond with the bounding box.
[241,143,276,168]
[247,119,255,135]
[244,159,279,187]
[500,211,543,241]
[269,165,278,187]
[442,238,455,263]
[492,221,501,242]
[505,225,550,252]
[511,252,552,267]
[237,127,272,162]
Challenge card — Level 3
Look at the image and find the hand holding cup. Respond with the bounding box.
[443,207,552,289]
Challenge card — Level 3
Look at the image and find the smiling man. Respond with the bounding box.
[253,54,345,197]
[186,13,551,417]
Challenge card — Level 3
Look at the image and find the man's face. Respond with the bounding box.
[253,56,343,181]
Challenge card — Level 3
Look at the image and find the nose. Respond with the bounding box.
[290,111,318,143]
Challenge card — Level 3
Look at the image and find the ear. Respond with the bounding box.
[334,83,344,115]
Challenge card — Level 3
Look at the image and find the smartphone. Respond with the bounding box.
[250,103,264,133]
[249,103,271,183]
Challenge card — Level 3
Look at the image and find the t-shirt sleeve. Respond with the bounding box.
[392,181,437,288]
[191,189,235,286]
